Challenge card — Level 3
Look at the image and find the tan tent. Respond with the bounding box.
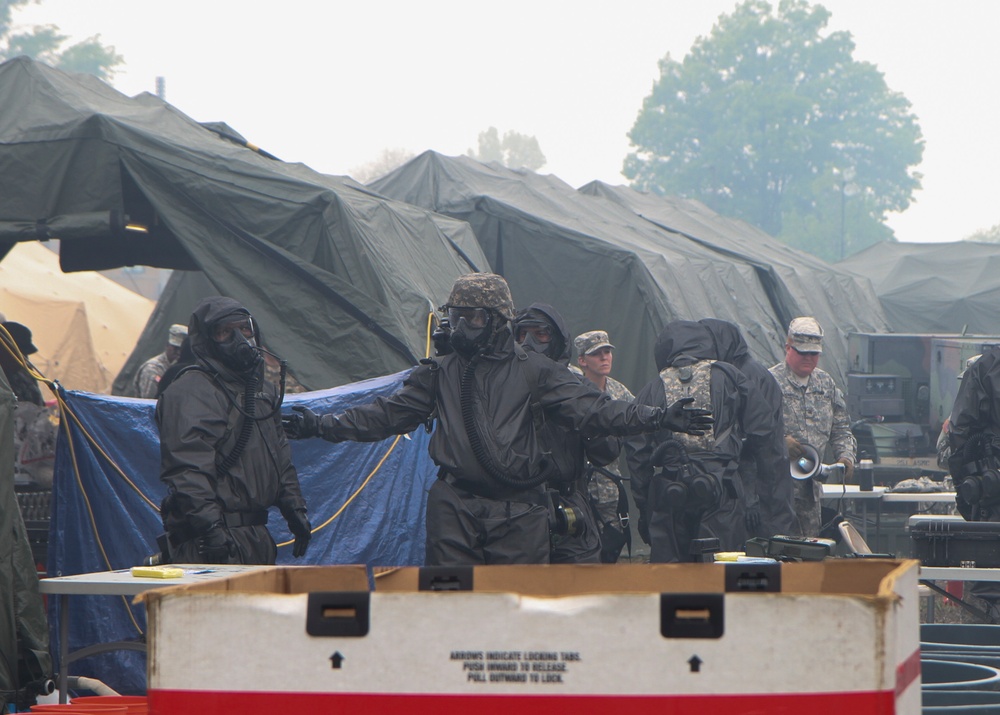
[0,242,154,394]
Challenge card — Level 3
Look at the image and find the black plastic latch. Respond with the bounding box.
[306,592,370,637]
[418,566,474,591]
[724,562,781,592]
[660,593,724,639]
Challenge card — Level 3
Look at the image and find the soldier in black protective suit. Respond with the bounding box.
[949,346,1000,520]
[513,302,620,564]
[283,273,712,566]
[947,346,1000,614]
[700,318,798,538]
[156,297,312,565]
[625,320,771,562]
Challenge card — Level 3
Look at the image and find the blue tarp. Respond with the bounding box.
[47,370,435,694]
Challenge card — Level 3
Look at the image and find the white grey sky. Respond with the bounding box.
[14,0,1000,244]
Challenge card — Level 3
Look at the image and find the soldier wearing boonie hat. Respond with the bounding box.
[0,320,44,406]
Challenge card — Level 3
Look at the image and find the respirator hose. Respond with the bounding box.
[218,371,257,477]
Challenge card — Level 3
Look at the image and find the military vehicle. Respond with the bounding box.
[846,332,1000,481]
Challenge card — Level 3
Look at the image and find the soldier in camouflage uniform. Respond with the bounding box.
[571,330,635,561]
[769,317,856,537]
[285,274,712,566]
[134,323,187,398]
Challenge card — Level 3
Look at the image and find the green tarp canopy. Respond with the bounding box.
[838,241,1000,335]
[0,57,488,391]
[372,152,890,390]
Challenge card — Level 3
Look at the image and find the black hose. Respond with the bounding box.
[218,372,257,477]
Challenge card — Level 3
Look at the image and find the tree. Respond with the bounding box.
[350,147,415,184]
[467,127,546,171]
[624,0,923,261]
[1,0,123,81]
[966,223,1000,243]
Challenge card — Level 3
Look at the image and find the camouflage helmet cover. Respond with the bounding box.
[445,273,515,321]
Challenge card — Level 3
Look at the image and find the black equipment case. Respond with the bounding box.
[910,518,1000,567]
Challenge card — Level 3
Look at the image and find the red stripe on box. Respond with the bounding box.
[150,689,899,715]
[895,647,922,696]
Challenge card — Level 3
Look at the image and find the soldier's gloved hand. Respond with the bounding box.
[287,509,312,558]
[196,524,236,564]
[657,397,714,435]
[283,405,319,440]
[744,504,762,532]
[785,435,805,461]
[638,514,651,545]
[838,458,855,482]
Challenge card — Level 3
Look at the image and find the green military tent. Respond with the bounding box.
[838,241,1000,335]
[579,181,892,388]
[372,152,890,390]
[0,57,488,391]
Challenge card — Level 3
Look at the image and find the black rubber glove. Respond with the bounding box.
[744,504,762,532]
[196,525,236,564]
[637,514,650,545]
[283,405,320,440]
[658,397,714,435]
[287,509,312,558]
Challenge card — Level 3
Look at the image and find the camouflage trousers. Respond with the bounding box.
[587,470,622,530]
[793,478,822,537]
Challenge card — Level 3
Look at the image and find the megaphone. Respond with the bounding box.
[789,443,846,482]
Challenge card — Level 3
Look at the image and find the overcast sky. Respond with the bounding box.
[14,0,1000,245]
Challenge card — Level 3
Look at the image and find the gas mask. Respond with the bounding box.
[447,307,492,358]
[515,317,559,360]
[210,314,262,374]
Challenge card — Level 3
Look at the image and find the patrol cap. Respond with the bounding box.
[168,323,188,347]
[787,316,823,353]
[575,330,614,356]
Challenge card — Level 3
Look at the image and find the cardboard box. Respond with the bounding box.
[141,560,921,714]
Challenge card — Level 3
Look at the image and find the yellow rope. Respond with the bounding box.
[56,389,145,636]
[276,309,437,547]
[59,399,160,511]
[2,326,145,634]
[2,324,161,511]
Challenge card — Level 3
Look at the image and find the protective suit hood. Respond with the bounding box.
[516,302,571,365]
[654,320,716,371]
[188,296,262,380]
[700,318,750,367]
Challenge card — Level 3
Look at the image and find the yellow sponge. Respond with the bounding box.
[713,552,745,562]
[130,565,184,579]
